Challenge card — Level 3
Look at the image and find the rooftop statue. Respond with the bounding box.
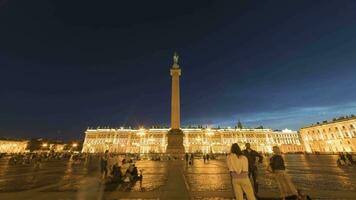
[173,52,179,65]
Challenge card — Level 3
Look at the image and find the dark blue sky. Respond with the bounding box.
[1,0,356,140]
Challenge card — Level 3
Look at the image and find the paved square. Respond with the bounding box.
[1,154,356,199]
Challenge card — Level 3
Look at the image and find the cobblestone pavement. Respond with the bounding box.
[0,154,355,199]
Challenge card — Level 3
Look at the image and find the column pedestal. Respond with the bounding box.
[166,129,185,156]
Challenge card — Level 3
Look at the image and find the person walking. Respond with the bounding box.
[101,150,109,179]
[227,143,256,200]
[243,143,263,194]
[203,154,207,163]
[185,153,189,165]
[269,146,298,200]
[190,153,194,165]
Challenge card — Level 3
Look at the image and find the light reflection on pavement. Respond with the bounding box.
[0,154,355,199]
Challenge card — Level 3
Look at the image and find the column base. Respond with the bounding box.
[166,129,185,156]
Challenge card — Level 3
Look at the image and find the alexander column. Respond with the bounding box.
[166,52,185,155]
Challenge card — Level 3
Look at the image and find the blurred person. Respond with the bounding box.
[109,162,122,183]
[101,150,109,179]
[345,152,354,165]
[185,153,189,165]
[190,153,194,165]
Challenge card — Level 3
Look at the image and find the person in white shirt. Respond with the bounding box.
[227,143,256,200]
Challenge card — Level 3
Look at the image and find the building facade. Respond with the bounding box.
[82,127,303,154]
[0,139,29,153]
[300,116,356,153]
[82,54,303,154]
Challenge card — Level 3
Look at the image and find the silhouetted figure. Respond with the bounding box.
[101,150,109,178]
[110,163,122,183]
[269,146,298,200]
[128,164,142,181]
[242,143,263,194]
[339,152,346,162]
[185,153,189,165]
[337,152,349,166]
[190,153,194,165]
[346,152,354,165]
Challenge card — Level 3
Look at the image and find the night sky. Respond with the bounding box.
[1,1,356,140]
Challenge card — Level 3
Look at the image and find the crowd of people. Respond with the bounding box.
[2,146,353,199]
[227,143,312,200]
[337,152,355,166]
[4,152,85,165]
[100,150,143,185]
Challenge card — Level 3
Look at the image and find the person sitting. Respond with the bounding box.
[120,163,142,182]
[297,189,313,200]
[120,159,130,174]
[130,164,142,181]
[109,163,122,183]
[345,152,354,165]
[337,158,345,166]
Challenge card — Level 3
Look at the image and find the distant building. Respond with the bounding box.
[26,138,81,153]
[300,116,356,153]
[0,139,29,153]
[82,127,302,154]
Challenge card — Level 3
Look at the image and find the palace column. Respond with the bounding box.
[166,52,185,154]
[171,62,181,129]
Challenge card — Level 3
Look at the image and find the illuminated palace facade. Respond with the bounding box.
[82,54,303,154]
[82,127,303,154]
[0,139,28,153]
[300,116,356,153]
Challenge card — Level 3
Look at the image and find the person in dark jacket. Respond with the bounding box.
[243,143,263,194]
[269,146,298,200]
[101,150,109,179]
[110,163,122,183]
[345,152,354,165]
[185,153,189,165]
